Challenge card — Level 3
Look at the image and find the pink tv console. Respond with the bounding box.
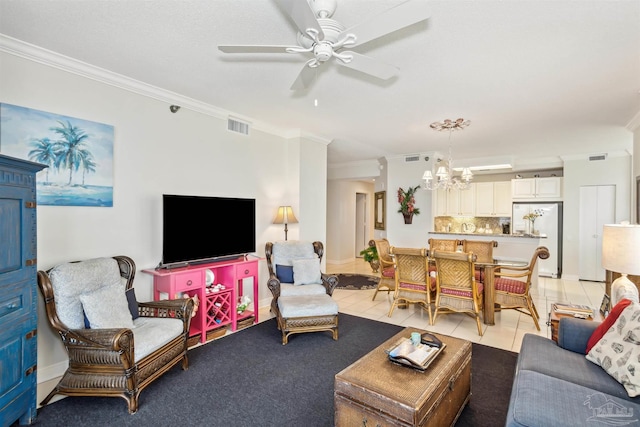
[143,257,259,343]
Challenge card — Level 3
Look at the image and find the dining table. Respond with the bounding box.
[475,258,529,325]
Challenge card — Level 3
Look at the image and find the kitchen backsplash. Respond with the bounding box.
[434,216,511,234]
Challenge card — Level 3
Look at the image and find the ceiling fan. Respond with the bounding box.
[218,0,430,90]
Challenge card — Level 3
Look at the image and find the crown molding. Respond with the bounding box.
[627,109,640,132]
[0,34,293,138]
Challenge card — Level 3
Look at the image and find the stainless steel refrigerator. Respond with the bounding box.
[512,202,563,278]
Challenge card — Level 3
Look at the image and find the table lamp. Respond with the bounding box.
[602,223,640,306]
[273,206,298,241]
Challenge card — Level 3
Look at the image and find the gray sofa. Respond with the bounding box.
[506,317,640,426]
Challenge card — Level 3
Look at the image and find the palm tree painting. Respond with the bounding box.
[0,103,113,206]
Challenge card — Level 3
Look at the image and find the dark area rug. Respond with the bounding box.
[335,273,379,290]
[31,314,517,427]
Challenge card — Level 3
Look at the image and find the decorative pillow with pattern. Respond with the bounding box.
[586,302,640,397]
[292,258,322,285]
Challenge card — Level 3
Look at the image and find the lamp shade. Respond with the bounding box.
[273,206,298,225]
[602,224,640,276]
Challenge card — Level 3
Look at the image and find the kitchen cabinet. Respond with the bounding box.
[475,181,511,217]
[512,177,562,200]
[442,184,475,216]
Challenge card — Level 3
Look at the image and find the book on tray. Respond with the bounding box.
[386,336,445,371]
[553,303,593,317]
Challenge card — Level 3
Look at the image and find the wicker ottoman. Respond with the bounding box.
[276,294,339,345]
[335,328,471,426]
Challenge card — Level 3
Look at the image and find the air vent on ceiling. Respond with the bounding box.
[227,117,250,135]
[588,154,607,161]
[405,155,420,162]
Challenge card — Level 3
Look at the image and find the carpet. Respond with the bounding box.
[335,273,379,290]
[31,314,517,427]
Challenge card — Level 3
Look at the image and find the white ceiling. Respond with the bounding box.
[1,0,639,171]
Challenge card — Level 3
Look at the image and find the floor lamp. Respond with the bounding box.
[273,206,298,241]
[602,223,640,306]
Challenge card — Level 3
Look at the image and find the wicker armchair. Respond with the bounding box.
[372,238,396,301]
[494,246,550,330]
[37,256,194,414]
[432,250,484,336]
[387,247,436,322]
[265,241,339,344]
[461,239,498,282]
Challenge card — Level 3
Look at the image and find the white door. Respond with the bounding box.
[579,185,615,281]
[355,193,368,258]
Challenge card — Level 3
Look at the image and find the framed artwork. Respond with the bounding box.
[0,103,114,206]
[374,191,386,230]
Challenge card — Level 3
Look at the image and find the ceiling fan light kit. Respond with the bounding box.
[218,0,429,90]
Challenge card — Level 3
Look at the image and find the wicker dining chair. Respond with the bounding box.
[494,246,550,331]
[372,239,396,301]
[427,238,461,273]
[387,247,436,322]
[461,239,498,282]
[432,250,484,336]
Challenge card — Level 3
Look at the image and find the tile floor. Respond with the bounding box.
[323,259,606,353]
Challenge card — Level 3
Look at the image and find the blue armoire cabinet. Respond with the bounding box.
[0,154,44,426]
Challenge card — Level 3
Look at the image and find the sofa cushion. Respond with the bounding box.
[292,257,322,285]
[586,303,640,397]
[506,369,640,427]
[586,298,632,353]
[518,333,637,401]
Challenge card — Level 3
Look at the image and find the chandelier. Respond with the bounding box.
[422,118,473,191]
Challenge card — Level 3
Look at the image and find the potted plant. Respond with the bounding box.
[359,244,380,273]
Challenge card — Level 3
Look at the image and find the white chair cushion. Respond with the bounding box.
[272,241,316,267]
[292,257,322,285]
[79,285,134,329]
[278,294,338,318]
[280,283,327,297]
[49,257,127,329]
[132,317,184,362]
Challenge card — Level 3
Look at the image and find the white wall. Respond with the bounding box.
[562,153,631,280]
[385,155,436,248]
[1,51,327,381]
[326,179,374,264]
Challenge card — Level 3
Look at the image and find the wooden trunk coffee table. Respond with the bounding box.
[334,327,472,427]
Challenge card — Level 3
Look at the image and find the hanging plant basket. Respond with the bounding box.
[402,212,414,224]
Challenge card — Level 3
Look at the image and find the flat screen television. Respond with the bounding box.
[162,194,256,267]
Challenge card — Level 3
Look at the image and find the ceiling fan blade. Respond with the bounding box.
[339,0,430,48]
[336,51,399,81]
[275,0,324,41]
[290,61,318,91]
[218,45,299,54]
